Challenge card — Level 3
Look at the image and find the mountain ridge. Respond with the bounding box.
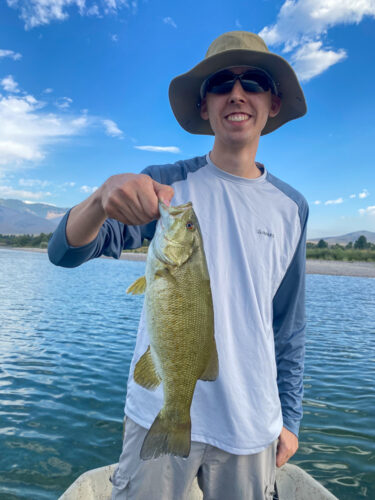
[307,230,375,245]
[0,199,68,235]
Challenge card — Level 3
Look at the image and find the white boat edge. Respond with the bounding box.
[59,462,339,500]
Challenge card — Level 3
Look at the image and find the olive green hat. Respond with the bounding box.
[169,31,307,136]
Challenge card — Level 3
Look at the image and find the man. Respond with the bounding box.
[48,31,308,500]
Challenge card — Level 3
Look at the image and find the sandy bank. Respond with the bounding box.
[2,247,374,278]
[306,259,375,278]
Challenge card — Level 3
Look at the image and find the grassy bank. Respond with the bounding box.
[0,233,52,249]
[306,248,375,262]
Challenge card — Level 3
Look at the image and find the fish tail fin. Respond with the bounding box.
[140,411,191,460]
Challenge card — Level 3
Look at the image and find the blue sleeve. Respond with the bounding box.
[47,157,205,268]
[272,202,309,437]
[47,165,164,268]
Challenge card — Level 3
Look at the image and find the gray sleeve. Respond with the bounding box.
[273,201,309,437]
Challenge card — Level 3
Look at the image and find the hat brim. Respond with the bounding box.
[169,49,307,136]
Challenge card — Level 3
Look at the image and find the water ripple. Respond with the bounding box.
[0,251,374,499]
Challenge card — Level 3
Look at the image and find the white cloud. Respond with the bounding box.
[19,178,50,187]
[80,185,98,194]
[7,0,135,29]
[55,96,73,109]
[290,41,346,82]
[43,88,53,94]
[259,0,375,82]
[102,119,123,137]
[23,200,56,206]
[313,200,321,205]
[349,194,356,198]
[0,92,88,168]
[86,4,100,16]
[1,75,20,93]
[359,189,369,199]
[0,49,22,61]
[0,79,126,172]
[235,19,242,29]
[0,185,51,199]
[325,197,344,205]
[358,205,375,216]
[134,145,181,153]
[163,17,177,28]
[111,34,119,42]
[62,181,76,187]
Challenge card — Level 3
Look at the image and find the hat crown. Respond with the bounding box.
[205,31,270,59]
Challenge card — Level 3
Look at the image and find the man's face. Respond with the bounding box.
[199,66,281,148]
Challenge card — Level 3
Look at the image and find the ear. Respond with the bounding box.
[200,98,209,120]
[269,95,281,118]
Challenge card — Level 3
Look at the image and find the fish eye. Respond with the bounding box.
[186,221,195,231]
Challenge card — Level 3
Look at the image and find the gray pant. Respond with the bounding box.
[111,417,277,500]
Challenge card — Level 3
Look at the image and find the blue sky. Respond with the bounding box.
[0,0,374,238]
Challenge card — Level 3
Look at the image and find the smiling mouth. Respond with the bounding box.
[225,113,251,122]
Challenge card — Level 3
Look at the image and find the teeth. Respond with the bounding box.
[227,114,249,122]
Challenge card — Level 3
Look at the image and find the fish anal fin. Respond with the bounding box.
[199,342,219,381]
[140,411,191,460]
[134,346,161,390]
[126,276,147,295]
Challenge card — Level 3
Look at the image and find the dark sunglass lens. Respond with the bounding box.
[209,70,234,85]
[243,70,277,93]
[206,70,234,91]
[242,71,270,91]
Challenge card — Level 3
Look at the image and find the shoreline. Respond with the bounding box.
[1,247,374,278]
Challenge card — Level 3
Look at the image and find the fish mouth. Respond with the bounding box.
[159,200,192,216]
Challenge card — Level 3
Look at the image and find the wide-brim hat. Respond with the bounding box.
[169,31,307,136]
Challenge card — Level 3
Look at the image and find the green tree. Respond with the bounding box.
[354,235,368,249]
[345,241,353,249]
[317,239,328,249]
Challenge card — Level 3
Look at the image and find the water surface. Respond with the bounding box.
[0,249,374,499]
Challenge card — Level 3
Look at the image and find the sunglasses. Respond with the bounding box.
[200,67,278,100]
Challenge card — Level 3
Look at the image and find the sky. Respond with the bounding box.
[0,0,374,239]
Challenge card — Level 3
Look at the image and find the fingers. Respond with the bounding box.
[276,441,290,468]
[276,427,298,468]
[153,180,174,207]
[100,173,174,226]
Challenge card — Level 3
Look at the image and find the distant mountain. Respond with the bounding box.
[308,231,375,245]
[0,199,68,235]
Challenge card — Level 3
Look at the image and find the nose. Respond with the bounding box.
[228,79,246,103]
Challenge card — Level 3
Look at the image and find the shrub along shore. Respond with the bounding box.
[307,235,375,262]
[1,233,374,263]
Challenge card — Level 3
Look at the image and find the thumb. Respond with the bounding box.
[152,180,174,207]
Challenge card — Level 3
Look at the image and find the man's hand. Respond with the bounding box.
[66,173,174,248]
[99,173,174,226]
[276,427,298,467]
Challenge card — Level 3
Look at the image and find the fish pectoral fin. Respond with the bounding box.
[134,346,161,390]
[126,276,147,295]
[199,342,219,381]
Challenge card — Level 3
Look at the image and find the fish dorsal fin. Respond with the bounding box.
[199,341,219,381]
[126,276,147,295]
[134,346,161,390]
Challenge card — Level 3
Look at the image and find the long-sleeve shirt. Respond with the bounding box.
[48,153,308,454]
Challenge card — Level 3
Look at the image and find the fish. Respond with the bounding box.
[126,200,218,460]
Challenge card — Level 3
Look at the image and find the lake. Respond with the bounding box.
[0,248,374,499]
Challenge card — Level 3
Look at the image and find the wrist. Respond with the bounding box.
[90,185,107,223]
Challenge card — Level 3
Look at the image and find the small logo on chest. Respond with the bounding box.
[257,229,275,238]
